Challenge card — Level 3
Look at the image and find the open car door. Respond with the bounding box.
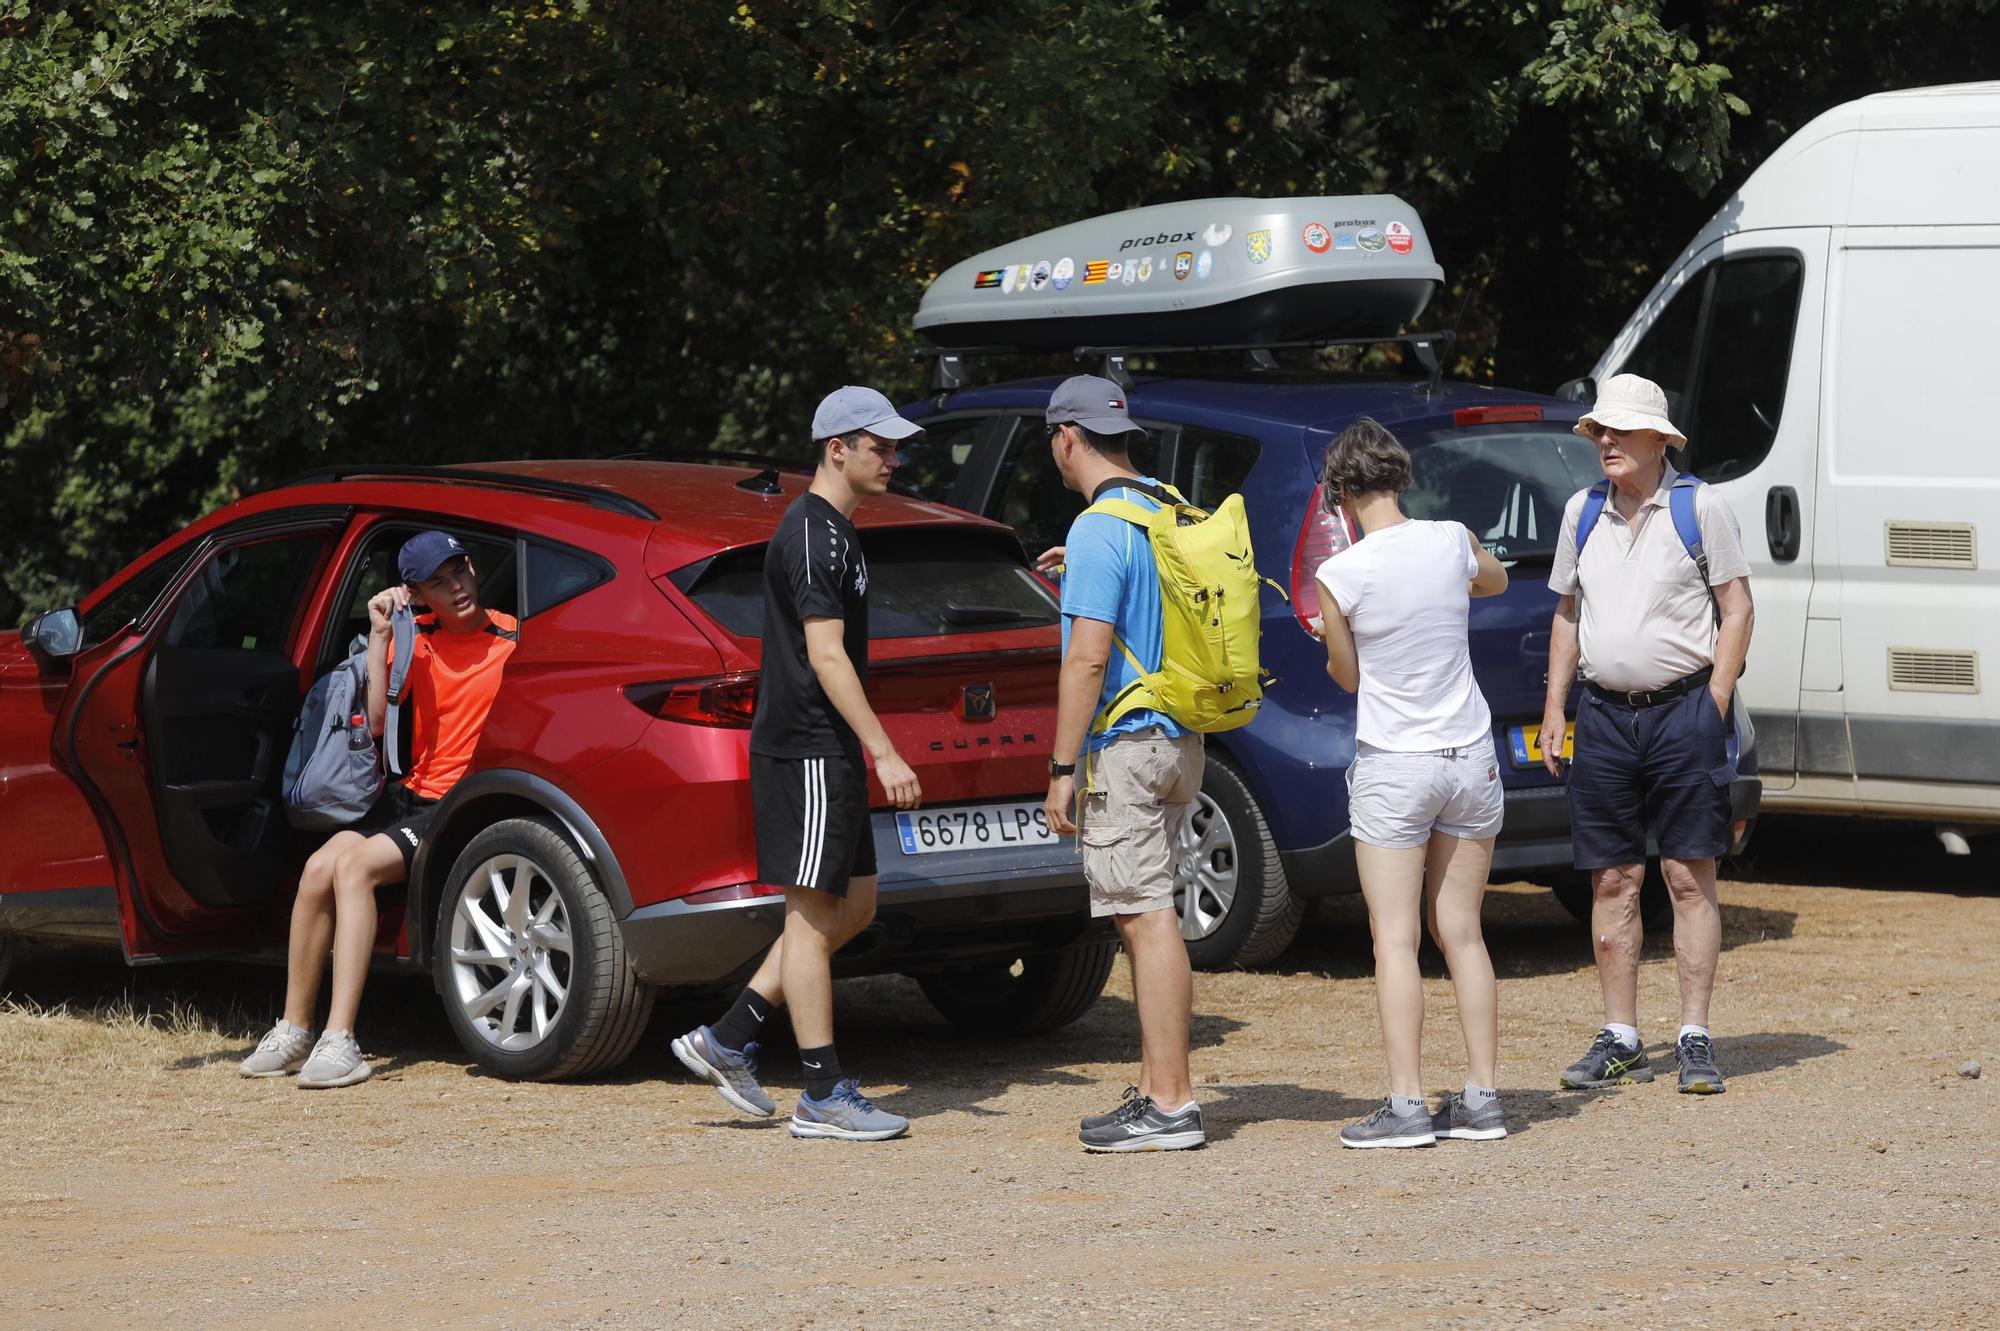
[53,516,342,957]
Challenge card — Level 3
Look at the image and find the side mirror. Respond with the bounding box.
[1553,376,1595,403]
[24,607,83,664]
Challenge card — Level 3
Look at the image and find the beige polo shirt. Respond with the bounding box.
[1548,466,1750,692]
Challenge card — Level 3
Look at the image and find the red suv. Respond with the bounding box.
[0,461,1111,1078]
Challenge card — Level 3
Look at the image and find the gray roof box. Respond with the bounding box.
[914,195,1442,350]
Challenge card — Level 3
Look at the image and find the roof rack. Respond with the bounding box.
[278,465,660,520]
[913,329,1455,400]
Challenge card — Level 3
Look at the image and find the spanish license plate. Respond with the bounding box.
[1508,721,1575,768]
[895,801,1058,855]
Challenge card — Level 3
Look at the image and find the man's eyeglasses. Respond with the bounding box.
[1044,421,1067,440]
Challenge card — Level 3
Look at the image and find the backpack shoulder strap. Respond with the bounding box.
[1083,496,1163,529]
[1574,479,1612,557]
[384,604,417,776]
[1668,474,1722,627]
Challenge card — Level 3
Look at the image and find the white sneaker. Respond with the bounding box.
[296,1029,372,1089]
[239,1021,315,1078]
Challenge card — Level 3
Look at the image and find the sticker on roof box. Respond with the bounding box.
[1302,222,1332,254]
[1333,231,1357,250]
[1195,249,1213,279]
[1173,251,1193,280]
[1084,259,1109,284]
[1138,256,1154,281]
[1001,265,1017,293]
[973,268,1004,290]
[1121,259,1137,285]
[1357,228,1386,253]
[1016,262,1034,291]
[1385,220,1414,254]
[1203,222,1232,247]
[1245,230,1273,265]
[1052,256,1075,290]
[1030,259,1052,290]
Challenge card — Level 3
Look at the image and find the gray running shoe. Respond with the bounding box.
[1676,1032,1726,1094]
[1431,1092,1508,1141]
[238,1021,315,1078]
[1340,1099,1437,1149]
[1079,1097,1205,1152]
[1081,1085,1143,1131]
[789,1079,909,1141]
[672,1025,776,1117]
[1559,1029,1655,1089]
[296,1029,371,1089]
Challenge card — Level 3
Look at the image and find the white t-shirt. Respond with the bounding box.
[1316,519,1493,751]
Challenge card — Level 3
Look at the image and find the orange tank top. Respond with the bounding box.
[401,611,519,799]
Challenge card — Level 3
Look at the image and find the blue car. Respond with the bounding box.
[897,367,1762,967]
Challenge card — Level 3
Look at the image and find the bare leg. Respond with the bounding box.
[756,874,877,1014]
[1355,841,1429,1097]
[1424,832,1499,1089]
[1660,856,1720,1029]
[1591,862,1646,1028]
[282,833,364,1029]
[324,835,410,1035]
[1114,907,1193,1108]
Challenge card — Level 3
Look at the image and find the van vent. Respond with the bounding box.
[1887,647,1979,694]
[1884,521,1977,569]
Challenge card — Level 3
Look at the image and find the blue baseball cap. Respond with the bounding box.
[811,385,925,443]
[398,530,470,584]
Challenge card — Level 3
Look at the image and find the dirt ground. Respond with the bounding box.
[1,816,1994,1330]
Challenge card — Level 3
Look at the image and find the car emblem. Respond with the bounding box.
[961,683,995,721]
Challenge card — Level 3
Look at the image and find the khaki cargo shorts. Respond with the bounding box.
[1079,726,1204,917]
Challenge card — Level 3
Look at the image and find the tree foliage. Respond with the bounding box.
[3,0,1997,622]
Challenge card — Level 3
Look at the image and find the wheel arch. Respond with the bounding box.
[405,769,632,972]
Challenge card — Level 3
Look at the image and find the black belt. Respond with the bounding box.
[1587,666,1713,708]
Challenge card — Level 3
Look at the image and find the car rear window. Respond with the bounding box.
[1399,425,1602,561]
[673,527,1058,640]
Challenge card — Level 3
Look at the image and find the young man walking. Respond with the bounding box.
[1042,374,1205,1153]
[1540,374,1754,1095]
[672,385,924,1141]
[240,531,518,1088]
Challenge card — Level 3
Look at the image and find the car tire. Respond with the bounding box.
[0,934,15,993]
[1179,755,1304,970]
[434,816,654,1081]
[915,941,1117,1037]
[1552,861,1673,933]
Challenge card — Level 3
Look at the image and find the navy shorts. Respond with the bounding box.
[1567,682,1734,870]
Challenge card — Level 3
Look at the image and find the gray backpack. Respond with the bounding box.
[282,607,415,830]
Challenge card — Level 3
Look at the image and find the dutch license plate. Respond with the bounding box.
[896,801,1058,855]
[1508,721,1575,768]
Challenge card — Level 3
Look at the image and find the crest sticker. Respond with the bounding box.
[1173,251,1194,280]
[1245,230,1273,265]
[1138,256,1154,281]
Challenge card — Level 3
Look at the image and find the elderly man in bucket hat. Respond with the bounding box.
[1539,373,1754,1096]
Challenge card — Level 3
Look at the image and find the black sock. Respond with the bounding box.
[799,1044,844,1100]
[709,986,777,1053]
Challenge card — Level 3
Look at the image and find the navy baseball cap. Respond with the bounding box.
[398,530,470,584]
[811,385,925,443]
[1046,375,1140,436]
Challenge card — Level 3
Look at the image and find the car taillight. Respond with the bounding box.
[1454,405,1544,426]
[1289,484,1358,633]
[682,880,788,906]
[622,672,759,727]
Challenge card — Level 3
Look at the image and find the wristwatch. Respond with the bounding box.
[1048,758,1077,777]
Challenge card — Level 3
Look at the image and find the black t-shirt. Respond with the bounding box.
[749,492,870,760]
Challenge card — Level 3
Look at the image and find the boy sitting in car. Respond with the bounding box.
[239,531,518,1088]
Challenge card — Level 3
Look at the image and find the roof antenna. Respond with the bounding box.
[1418,261,1484,399]
[736,466,784,495]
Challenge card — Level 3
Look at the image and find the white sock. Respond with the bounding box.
[1462,1083,1498,1110]
[1159,1099,1197,1116]
[1604,1022,1641,1050]
[1389,1092,1427,1117]
[1678,1024,1710,1042]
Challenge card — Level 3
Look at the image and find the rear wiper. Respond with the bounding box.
[940,603,1049,626]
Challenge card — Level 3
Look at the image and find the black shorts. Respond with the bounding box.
[1568,680,1734,870]
[351,783,440,873]
[752,753,876,896]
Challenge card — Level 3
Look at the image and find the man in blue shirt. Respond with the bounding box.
[1041,374,1205,1153]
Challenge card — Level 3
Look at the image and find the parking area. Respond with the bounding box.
[1,816,1993,1329]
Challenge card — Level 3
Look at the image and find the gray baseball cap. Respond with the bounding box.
[811,385,925,443]
[1046,375,1140,435]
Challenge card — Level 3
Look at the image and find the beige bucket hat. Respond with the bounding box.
[1573,373,1687,448]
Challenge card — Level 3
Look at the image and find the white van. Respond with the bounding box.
[1579,82,2000,848]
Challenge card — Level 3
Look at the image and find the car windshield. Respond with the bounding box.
[677,527,1059,640]
[1399,424,1603,562]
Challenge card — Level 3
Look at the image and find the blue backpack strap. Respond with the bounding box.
[1574,479,1611,557]
[383,605,417,776]
[1668,473,1722,627]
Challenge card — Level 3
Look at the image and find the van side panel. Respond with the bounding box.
[1824,229,2000,805]
[1848,126,2000,228]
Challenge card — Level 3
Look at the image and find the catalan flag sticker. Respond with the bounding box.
[973,268,1005,289]
[1083,260,1110,284]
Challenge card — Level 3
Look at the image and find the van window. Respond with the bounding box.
[1686,255,1802,482]
[1172,428,1261,511]
[1401,426,1603,561]
[1621,274,1705,421]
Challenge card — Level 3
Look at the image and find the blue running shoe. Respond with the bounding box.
[789,1079,909,1141]
[671,1025,775,1117]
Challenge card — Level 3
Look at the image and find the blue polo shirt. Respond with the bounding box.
[1059,478,1188,754]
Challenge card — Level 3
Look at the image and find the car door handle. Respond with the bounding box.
[1766,485,1801,563]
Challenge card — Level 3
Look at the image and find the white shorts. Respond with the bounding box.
[1345,738,1505,850]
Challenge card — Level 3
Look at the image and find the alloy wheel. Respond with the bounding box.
[447,853,574,1050]
[1172,792,1239,941]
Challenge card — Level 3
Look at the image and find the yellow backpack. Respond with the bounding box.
[1085,480,1281,737]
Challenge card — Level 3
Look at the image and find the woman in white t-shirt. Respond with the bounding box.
[1312,418,1512,1149]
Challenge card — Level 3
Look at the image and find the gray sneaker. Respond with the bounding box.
[1080,1085,1143,1131]
[1676,1032,1727,1095]
[1340,1099,1437,1149]
[1079,1097,1205,1152]
[1559,1029,1655,1089]
[296,1029,372,1089]
[672,1025,776,1117]
[789,1079,909,1141]
[238,1021,315,1078]
[1431,1092,1508,1141]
